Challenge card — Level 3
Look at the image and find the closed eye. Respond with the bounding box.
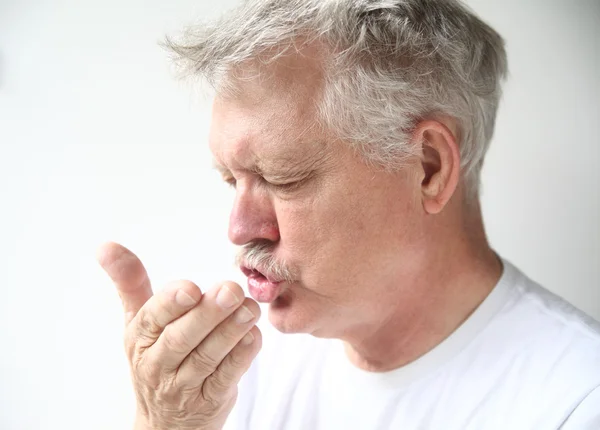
[224,176,237,188]
[265,173,313,193]
[270,180,302,192]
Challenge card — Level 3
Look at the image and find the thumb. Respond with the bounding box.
[96,241,153,325]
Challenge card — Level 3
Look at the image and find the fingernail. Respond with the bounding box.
[235,305,255,324]
[216,285,240,309]
[241,332,254,345]
[175,289,197,307]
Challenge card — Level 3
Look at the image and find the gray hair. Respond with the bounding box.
[166,0,508,198]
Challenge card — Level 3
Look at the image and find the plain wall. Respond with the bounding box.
[1,1,598,428]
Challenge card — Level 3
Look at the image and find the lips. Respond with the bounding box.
[241,265,284,303]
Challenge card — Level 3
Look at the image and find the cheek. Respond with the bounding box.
[274,197,331,261]
[275,185,412,290]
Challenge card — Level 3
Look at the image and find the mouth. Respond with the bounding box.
[240,265,285,303]
[240,265,282,284]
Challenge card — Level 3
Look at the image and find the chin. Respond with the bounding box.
[266,289,320,334]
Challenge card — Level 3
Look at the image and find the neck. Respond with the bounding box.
[342,199,502,372]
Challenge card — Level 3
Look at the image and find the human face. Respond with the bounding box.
[209,59,425,337]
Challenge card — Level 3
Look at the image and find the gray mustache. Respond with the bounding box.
[235,241,296,283]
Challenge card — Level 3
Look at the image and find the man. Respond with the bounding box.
[97,0,600,428]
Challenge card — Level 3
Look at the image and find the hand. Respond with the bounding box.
[96,242,262,430]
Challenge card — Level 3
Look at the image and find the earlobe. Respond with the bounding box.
[414,120,461,214]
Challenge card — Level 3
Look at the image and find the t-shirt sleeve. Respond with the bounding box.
[560,385,600,429]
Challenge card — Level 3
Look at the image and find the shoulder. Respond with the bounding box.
[490,260,600,411]
[560,384,600,429]
[513,265,600,341]
[505,260,600,352]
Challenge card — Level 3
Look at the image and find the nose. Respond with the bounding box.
[228,184,280,246]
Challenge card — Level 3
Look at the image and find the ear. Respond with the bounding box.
[413,120,461,214]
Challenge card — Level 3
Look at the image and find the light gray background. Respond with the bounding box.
[1,1,598,429]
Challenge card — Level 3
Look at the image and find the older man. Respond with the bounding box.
[97,0,600,429]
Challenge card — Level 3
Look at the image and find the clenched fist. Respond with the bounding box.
[96,242,262,430]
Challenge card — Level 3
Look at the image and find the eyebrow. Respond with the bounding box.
[212,160,265,177]
[212,161,232,177]
[211,140,328,180]
[258,159,312,182]
[257,139,329,178]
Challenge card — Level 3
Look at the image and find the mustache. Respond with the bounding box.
[235,240,296,283]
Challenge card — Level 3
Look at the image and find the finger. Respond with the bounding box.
[96,241,153,325]
[201,325,262,404]
[126,280,203,358]
[149,281,246,369]
[176,297,260,383]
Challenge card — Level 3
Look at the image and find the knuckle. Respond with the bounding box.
[136,310,162,338]
[154,292,177,319]
[216,323,240,344]
[202,375,233,404]
[132,356,164,390]
[210,376,230,394]
[139,364,161,390]
[125,322,155,363]
[195,397,223,422]
[190,347,220,370]
[162,325,194,354]
[226,349,248,370]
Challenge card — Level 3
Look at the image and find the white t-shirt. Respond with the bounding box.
[225,259,600,429]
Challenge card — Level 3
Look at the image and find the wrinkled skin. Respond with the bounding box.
[97,242,262,430]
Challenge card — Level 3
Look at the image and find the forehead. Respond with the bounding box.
[209,48,327,169]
